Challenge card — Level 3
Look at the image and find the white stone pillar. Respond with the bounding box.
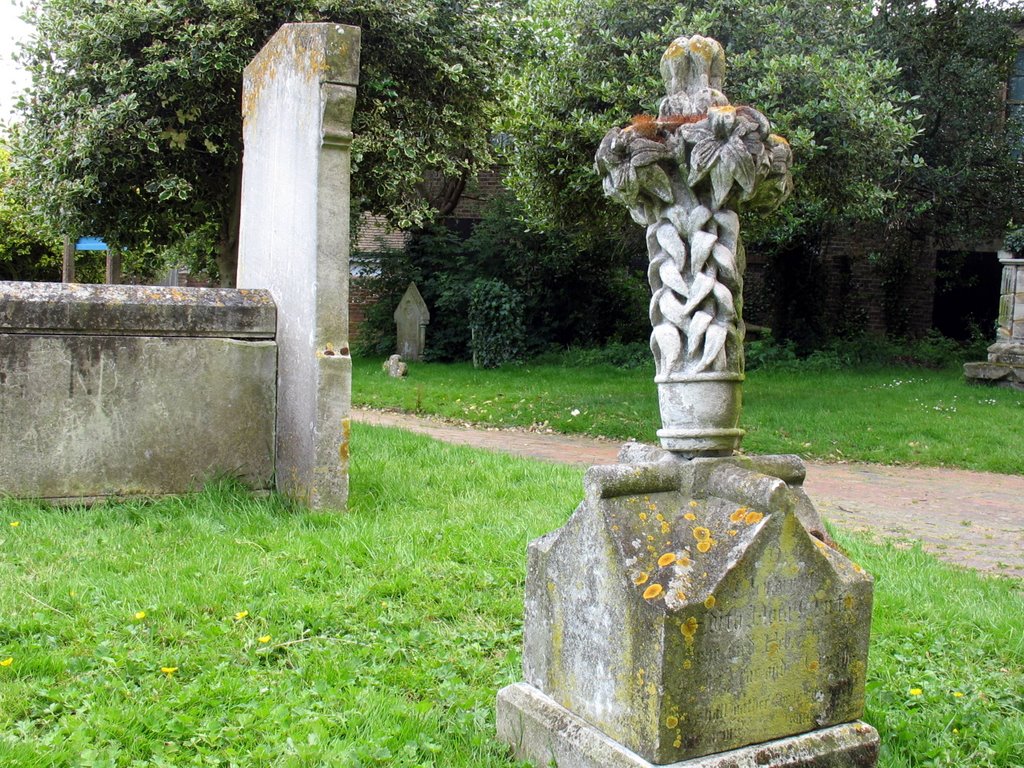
[237,23,360,509]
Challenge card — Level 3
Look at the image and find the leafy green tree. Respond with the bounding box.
[496,0,919,249]
[0,145,60,281]
[10,0,505,284]
[873,0,1024,246]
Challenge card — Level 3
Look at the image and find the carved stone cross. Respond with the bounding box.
[595,35,793,456]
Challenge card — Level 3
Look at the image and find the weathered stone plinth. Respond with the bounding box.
[498,683,879,768]
[965,252,1024,389]
[498,446,876,766]
[237,23,361,509]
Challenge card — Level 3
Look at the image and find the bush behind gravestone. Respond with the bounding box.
[469,278,526,368]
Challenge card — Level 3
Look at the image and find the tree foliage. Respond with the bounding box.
[496,0,920,248]
[0,145,60,282]
[873,0,1024,245]
[10,0,506,282]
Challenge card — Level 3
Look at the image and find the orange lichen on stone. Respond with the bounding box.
[730,507,748,523]
[692,527,711,541]
[643,584,664,600]
[704,595,716,609]
[666,715,679,729]
[661,522,671,534]
[682,659,692,669]
[684,512,697,521]
[688,501,699,508]
[634,572,650,586]
[808,660,820,671]
[658,552,677,567]
[744,511,764,525]
[676,590,687,601]
[727,529,738,536]
[679,556,692,567]
[853,563,865,573]
[696,539,714,553]
[639,512,648,521]
[655,513,665,522]
[681,616,699,640]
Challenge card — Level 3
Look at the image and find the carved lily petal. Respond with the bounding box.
[629,137,673,167]
[635,163,674,203]
[652,322,683,377]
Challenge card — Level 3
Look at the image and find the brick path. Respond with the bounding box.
[353,408,1024,579]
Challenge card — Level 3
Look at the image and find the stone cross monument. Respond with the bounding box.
[497,36,879,768]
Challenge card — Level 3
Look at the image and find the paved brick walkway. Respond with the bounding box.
[353,408,1024,579]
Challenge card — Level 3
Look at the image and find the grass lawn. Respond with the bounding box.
[1,424,1022,767]
[352,357,1024,474]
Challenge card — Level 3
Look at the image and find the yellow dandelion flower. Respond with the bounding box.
[643,584,664,600]
[234,610,249,621]
[683,512,697,521]
[258,635,271,644]
[9,521,20,528]
[909,688,922,696]
[658,553,676,567]
[134,611,147,620]
[692,527,710,541]
[0,658,12,667]
[953,691,965,698]
[634,572,650,586]
[161,666,178,676]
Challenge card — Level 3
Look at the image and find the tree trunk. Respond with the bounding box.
[217,164,243,287]
[62,237,75,283]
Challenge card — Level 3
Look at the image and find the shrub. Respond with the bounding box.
[468,279,525,368]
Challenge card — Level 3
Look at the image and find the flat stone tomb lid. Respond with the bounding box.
[0,282,276,338]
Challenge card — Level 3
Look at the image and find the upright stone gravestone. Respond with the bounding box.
[394,281,430,361]
[237,23,360,509]
[964,250,1024,389]
[497,36,879,768]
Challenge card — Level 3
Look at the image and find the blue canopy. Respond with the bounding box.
[75,237,109,251]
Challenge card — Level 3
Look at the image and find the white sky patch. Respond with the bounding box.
[0,0,33,130]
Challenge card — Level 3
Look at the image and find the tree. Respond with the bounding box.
[496,0,919,251]
[10,0,506,284]
[872,0,1024,247]
[0,144,60,282]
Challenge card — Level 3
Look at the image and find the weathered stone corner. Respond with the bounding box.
[516,454,874,765]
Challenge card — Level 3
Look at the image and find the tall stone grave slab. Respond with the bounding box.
[394,282,430,361]
[964,250,1024,389]
[237,23,360,509]
[497,35,879,768]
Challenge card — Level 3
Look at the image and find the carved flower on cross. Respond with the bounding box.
[676,105,773,209]
[594,127,674,223]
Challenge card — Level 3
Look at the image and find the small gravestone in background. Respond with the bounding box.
[394,282,430,361]
[964,248,1024,389]
[383,354,408,377]
[497,36,879,768]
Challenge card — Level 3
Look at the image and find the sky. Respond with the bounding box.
[0,0,32,129]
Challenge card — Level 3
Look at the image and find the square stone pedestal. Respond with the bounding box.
[497,683,880,768]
